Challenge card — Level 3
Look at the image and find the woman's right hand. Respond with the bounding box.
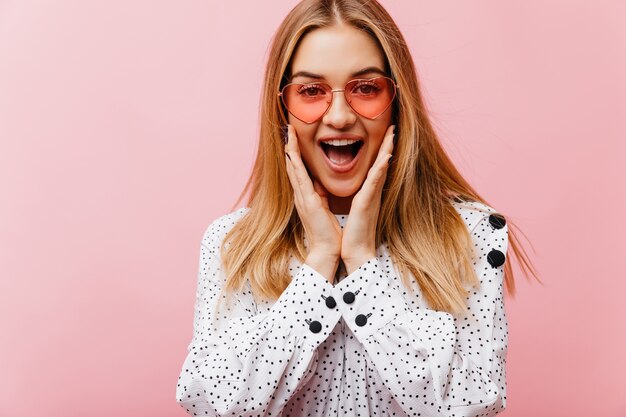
[284,124,341,283]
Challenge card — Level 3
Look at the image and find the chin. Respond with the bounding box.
[322,176,364,198]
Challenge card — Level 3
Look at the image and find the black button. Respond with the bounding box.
[487,249,506,268]
[489,213,506,229]
[325,296,336,309]
[309,320,322,333]
[343,292,355,304]
[355,314,368,327]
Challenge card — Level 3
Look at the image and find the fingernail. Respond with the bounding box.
[285,152,291,161]
[280,125,288,144]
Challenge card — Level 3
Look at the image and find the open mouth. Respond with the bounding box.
[320,139,364,166]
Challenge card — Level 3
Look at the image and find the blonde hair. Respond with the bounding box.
[219,0,540,315]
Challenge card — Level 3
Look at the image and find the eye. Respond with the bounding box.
[351,80,381,96]
[296,84,325,97]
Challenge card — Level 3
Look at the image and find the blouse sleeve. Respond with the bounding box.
[175,216,343,416]
[332,213,509,417]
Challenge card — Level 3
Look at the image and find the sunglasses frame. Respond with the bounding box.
[277,76,399,124]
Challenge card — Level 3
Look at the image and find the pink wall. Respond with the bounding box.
[1,0,624,416]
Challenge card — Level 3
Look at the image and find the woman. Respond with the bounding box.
[176,1,537,416]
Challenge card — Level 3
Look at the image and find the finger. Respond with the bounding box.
[364,153,392,195]
[382,124,395,156]
[285,151,305,208]
[284,126,319,214]
[285,124,302,158]
[312,178,330,211]
[363,125,395,191]
[284,125,317,198]
[284,126,304,201]
[372,124,396,167]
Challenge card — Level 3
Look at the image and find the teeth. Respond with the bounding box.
[322,139,360,146]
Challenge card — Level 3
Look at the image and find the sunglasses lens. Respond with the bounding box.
[280,77,396,123]
[345,77,396,119]
[281,83,331,124]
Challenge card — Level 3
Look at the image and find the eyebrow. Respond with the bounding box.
[290,66,387,81]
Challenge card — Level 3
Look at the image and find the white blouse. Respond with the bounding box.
[176,199,509,417]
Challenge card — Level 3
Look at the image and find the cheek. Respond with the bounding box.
[365,124,390,163]
[364,143,381,171]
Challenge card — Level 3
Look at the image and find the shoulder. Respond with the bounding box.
[450,197,505,234]
[201,207,251,250]
[449,197,509,265]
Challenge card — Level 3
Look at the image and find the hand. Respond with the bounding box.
[284,124,342,283]
[341,124,395,275]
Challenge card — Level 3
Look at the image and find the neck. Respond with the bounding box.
[328,194,355,214]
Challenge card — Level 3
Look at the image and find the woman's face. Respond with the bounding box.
[286,24,393,206]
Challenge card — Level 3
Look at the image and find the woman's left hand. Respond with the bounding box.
[341,124,395,274]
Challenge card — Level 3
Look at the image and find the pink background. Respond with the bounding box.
[1,0,624,416]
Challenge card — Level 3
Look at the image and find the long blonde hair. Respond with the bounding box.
[220,0,539,315]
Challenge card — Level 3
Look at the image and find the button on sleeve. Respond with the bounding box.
[332,257,409,340]
[176,213,342,417]
[338,213,510,417]
[266,263,343,347]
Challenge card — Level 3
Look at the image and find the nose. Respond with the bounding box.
[321,89,357,128]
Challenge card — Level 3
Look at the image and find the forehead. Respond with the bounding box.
[290,25,386,83]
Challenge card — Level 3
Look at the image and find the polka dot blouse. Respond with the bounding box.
[176,199,510,417]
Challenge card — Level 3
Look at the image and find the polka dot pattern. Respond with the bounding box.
[176,198,510,417]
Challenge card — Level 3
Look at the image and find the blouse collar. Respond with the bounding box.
[334,213,348,229]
